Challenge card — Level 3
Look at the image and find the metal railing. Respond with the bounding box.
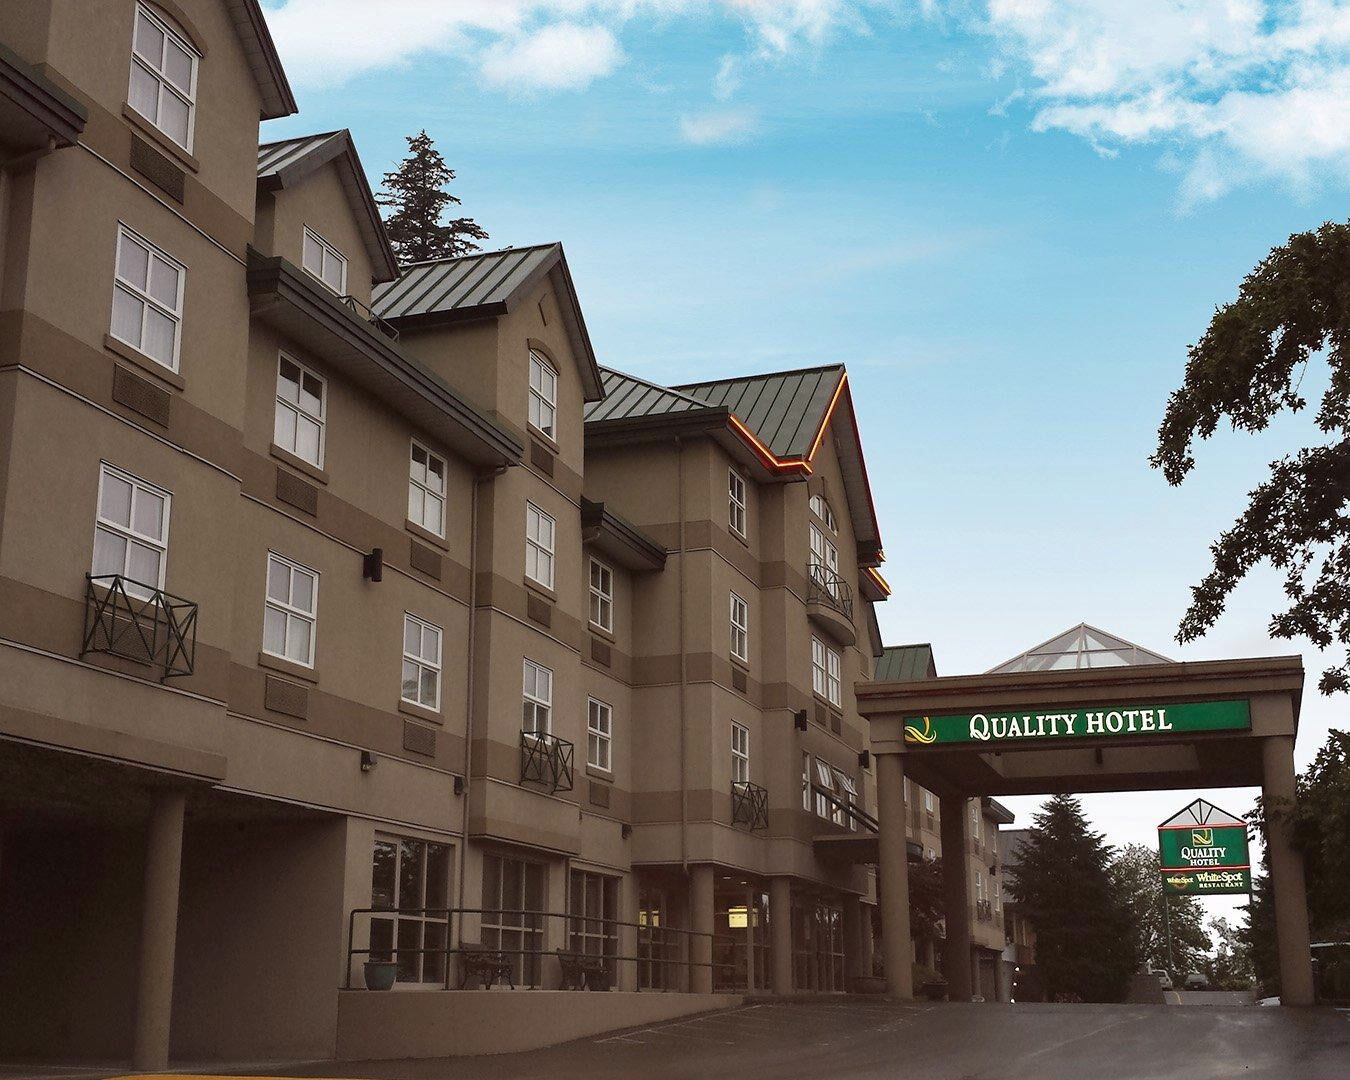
[975,899,994,922]
[82,573,197,680]
[338,293,400,341]
[810,782,880,833]
[731,780,769,830]
[806,563,854,621]
[344,905,736,991]
[520,730,575,793]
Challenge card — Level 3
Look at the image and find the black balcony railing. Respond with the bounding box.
[82,574,197,680]
[731,780,769,830]
[806,563,854,621]
[338,293,400,341]
[520,730,575,794]
[809,783,880,833]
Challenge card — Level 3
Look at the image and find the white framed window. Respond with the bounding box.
[408,440,446,537]
[589,558,613,632]
[370,834,452,984]
[525,502,555,589]
[923,788,935,813]
[815,757,835,819]
[809,523,842,603]
[111,224,184,372]
[522,659,552,734]
[729,591,748,663]
[401,613,442,711]
[128,3,197,150]
[302,227,347,294]
[976,870,985,903]
[528,350,557,439]
[263,552,318,667]
[833,767,858,830]
[728,468,747,537]
[811,636,841,707]
[801,750,812,811]
[587,697,612,772]
[274,354,326,468]
[731,721,750,784]
[809,493,836,532]
[92,464,170,597]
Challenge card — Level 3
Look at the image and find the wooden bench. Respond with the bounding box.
[458,943,514,990]
[557,948,611,991]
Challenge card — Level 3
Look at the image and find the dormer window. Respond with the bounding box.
[528,350,557,439]
[128,4,198,151]
[302,227,347,294]
[809,493,836,533]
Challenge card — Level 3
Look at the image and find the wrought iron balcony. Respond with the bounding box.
[806,563,854,622]
[520,730,574,794]
[731,780,769,830]
[82,574,197,680]
[338,293,400,342]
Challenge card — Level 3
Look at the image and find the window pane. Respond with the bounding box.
[278,358,301,402]
[426,455,444,491]
[396,919,421,982]
[128,63,159,120]
[131,488,164,539]
[421,626,439,662]
[402,659,419,701]
[126,541,160,586]
[419,667,437,706]
[372,839,397,908]
[408,484,424,525]
[161,91,190,146]
[147,256,179,309]
[266,558,289,602]
[403,617,419,655]
[163,39,193,93]
[118,232,150,289]
[92,528,127,578]
[303,232,322,275]
[286,614,311,663]
[111,288,144,348]
[100,472,134,526]
[262,605,286,654]
[142,306,176,366]
[400,839,425,908]
[322,254,344,291]
[300,373,323,417]
[275,402,296,451]
[133,13,165,62]
[296,416,320,464]
[426,495,443,532]
[426,844,450,908]
[290,569,314,612]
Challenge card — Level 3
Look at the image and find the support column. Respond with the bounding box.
[744,885,757,992]
[940,794,973,1002]
[1262,735,1315,1006]
[876,752,913,997]
[859,901,875,979]
[133,789,186,1071]
[842,893,862,988]
[619,873,639,991]
[690,864,715,994]
[769,876,793,995]
[996,956,1013,1002]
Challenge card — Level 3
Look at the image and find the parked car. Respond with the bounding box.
[1151,969,1173,990]
[1184,972,1210,990]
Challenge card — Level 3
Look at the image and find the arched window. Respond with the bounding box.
[528,350,557,439]
[809,493,836,533]
[128,3,199,150]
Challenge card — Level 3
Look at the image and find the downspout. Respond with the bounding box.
[677,436,688,872]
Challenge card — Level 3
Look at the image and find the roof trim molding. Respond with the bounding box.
[0,42,88,150]
[581,498,667,572]
[225,0,297,119]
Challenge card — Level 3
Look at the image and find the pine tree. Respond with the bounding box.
[377,130,488,264]
[1007,794,1137,1002]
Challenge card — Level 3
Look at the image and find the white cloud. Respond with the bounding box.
[679,106,759,144]
[480,23,624,91]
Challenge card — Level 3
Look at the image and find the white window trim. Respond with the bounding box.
[92,462,171,594]
[812,636,842,707]
[274,353,327,469]
[810,493,837,533]
[588,557,613,633]
[801,751,812,811]
[729,591,749,663]
[523,658,553,735]
[112,223,185,372]
[587,697,612,772]
[408,438,447,538]
[528,350,558,440]
[728,468,747,538]
[263,552,319,668]
[401,612,443,711]
[302,226,348,294]
[731,721,750,784]
[129,3,198,151]
[525,502,556,590]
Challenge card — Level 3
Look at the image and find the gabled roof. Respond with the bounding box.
[988,623,1174,674]
[372,244,604,401]
[875,643,936,682]
[673,365,846,462]
[257,129,399,283]
[587,367,710,423]
[1158,799,1245,830]
[225,0,297,119]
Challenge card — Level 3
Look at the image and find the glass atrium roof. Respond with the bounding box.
[988,623,1173,674]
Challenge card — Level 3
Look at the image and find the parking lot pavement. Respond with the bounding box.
[1165,989,1253,1006]
[267,998,1350,1080]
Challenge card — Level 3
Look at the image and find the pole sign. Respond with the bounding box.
[1158,799,1252,896]
[902,699,1249,747]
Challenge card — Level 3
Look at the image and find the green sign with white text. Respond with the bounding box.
[1158,807,1252,896]
[902,698,1250,747]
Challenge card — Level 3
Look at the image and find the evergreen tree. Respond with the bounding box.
[377,130,488,263]
[1111,843,1210,978]
[1007,794,1137,1001]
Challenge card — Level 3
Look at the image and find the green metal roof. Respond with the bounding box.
[585,367,712,423]
[874,643,936,682]
[673,365,845,460]
[372,244,562,321]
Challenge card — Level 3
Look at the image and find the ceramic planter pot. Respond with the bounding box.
[364,961,399,991]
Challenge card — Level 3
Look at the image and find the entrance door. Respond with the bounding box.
[481,853,546,987]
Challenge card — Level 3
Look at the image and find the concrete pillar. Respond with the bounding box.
[996,957,1013,1002]
[842,893,862,988]
[690,864,715,994]
[619,873,639,991]
[859,902,875,978]
[1262,735,1315,1006]
[769,876,793,994]
[133,789,186,1071]
[875,752,913,997]
[970,950,983,1001]
[940,794,973,1002]
[744,885,757,991]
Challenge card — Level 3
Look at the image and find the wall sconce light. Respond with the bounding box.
[453,775,465,796]
[363,547,384,582]
[857,749,871,769]
[793,710,808,732]
[360,750,377,773]
[621,823,632,839]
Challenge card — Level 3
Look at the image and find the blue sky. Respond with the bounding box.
[260,1,1350,913]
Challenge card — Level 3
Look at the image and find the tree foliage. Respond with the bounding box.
[378,130,488,263]
[1150,220,1350,694]
[1007,794,1137,1002]
[1111,843,1210,977]
[1206,916,1255,989]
